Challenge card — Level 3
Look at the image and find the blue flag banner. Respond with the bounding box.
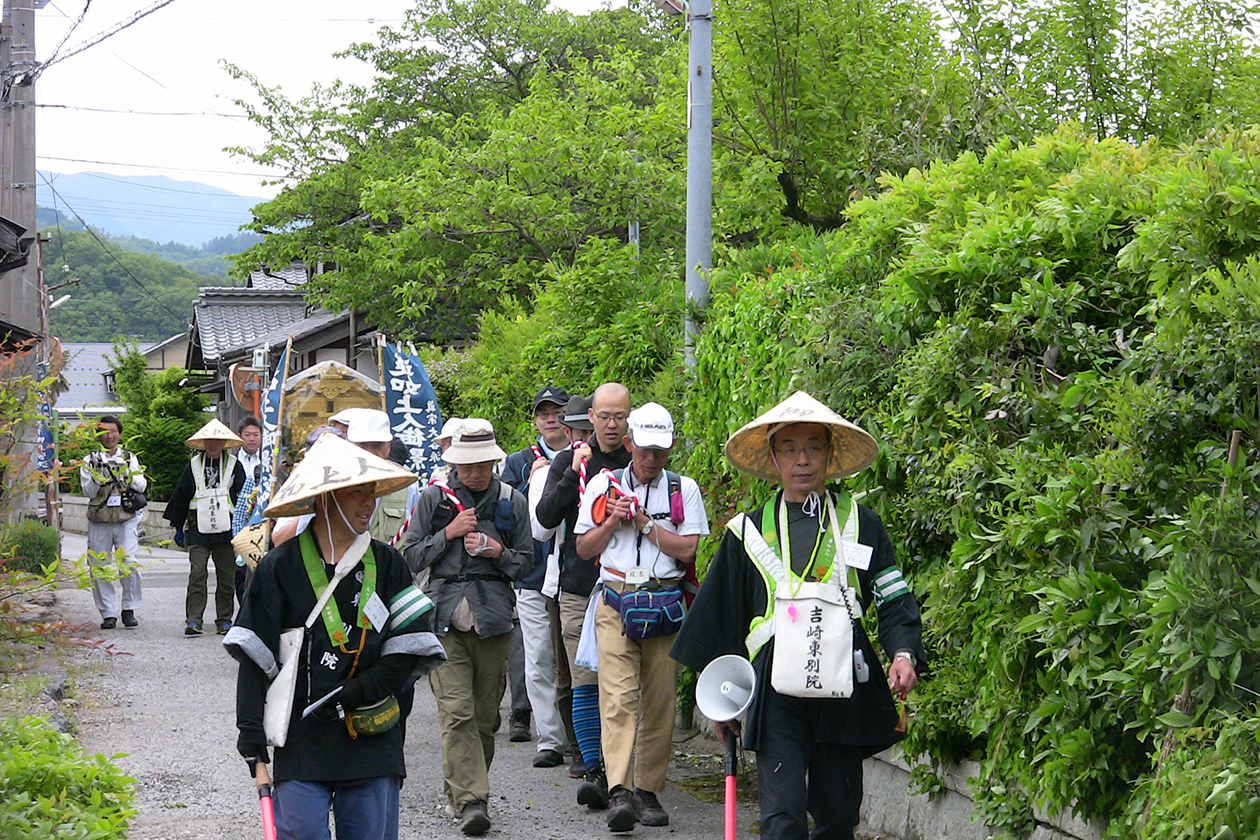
[380,338,443,478]
[250,342,290,523]
[35,360,54,472]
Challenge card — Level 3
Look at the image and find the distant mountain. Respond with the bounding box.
[36,171,267,248]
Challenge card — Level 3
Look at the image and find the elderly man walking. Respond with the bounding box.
[671,392,927,840]
[402,419,533,836]
[574,403,709,831]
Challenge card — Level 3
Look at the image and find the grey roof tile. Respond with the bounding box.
[192,289,307,364]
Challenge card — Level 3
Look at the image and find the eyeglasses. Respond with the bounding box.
[594,412,629,423]
[772,443,826,459]
[537,409,566,420]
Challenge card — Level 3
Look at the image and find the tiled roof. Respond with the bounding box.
[58,342,133,412]
[191,289,307,365]
[247,262,308,290]
[239,306,349,355]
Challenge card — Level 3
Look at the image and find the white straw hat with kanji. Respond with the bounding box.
[724,391,878,482]
[265,433,417,518]
[185,418,244,450]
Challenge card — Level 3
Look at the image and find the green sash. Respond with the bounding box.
[298,529,377,646]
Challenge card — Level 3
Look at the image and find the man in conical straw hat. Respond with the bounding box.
[225,433,445,840]
[164,418,248,636]
[671,391,926,840]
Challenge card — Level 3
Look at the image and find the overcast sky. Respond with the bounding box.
[34,0,604,202]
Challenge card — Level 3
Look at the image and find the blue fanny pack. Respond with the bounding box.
[603,583,686,640]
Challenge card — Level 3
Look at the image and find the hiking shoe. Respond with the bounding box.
[184,622,203,636]
[533,748,565,768]
[509,710,532,742]
[607,786,639,832]
[215,620,232,635]
[459,801,491,836]
[634,789,669,827]
[121,610,138,628]
[577,769,610,810]
[568,751,587,779]
[100,617,117,630]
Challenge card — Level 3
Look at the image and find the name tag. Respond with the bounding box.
[842,540,872,570]
[624,568,650,585]
[364,592,389,632]
[106,494,122,507]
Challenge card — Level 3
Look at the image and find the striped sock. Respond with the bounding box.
[571,684,602,773]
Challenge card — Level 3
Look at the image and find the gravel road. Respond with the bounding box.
[56,533,755,840]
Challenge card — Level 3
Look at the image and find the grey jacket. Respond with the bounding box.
[401,474,531,638]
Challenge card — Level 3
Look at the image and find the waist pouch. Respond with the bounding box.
[347,695,401,738]
[603,583,685,640]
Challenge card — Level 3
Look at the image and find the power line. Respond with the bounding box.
[37,103,249,118]
[37,154,290,181]
[38,171,190,324]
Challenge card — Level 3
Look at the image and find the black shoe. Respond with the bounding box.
[568,751,588,779]
[100,617,116,630]
[121,610,138,628]
[533,748,564,768]
[459,801,490,836]
[509,710,531,742]
[216,620,232,635]
[607,786,639,832]
[634,789,669,827]
[577,769,610,810]
[184,622,203,636]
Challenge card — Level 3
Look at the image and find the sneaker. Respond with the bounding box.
[533,748,564,768]
[509,710,532,742]
[121,610,138,628]
[184,622,203,636]
[459,801,491,836]
[100,617,116,630]
[607,786,639,832]
[577,769,610,810]
[634,789,669,827]
[568,751,588,779]
[215,620,232,635]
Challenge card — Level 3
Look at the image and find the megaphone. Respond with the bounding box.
[696,654,756,723]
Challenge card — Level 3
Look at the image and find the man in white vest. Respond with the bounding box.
[164,419,248,636]
[80,415,147,630]
[671,392,926,840]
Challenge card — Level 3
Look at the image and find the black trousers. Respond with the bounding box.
[755,690,864,840]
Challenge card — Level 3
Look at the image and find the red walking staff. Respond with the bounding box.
[248,758,278,840]
[695,655,757,840]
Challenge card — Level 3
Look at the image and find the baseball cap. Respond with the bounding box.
[533,386,571,412]
[627,402,674,449]
[562,395,594,431]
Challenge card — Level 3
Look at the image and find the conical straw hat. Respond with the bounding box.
[186,418,244,450]
[265,433,417,518]
[724,391,878,482]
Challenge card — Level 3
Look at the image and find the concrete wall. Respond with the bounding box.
[60,495,177,543]
[860,750,1104,840]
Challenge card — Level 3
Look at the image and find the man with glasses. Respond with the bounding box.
[536,383,634,811]
[501,387,572,757]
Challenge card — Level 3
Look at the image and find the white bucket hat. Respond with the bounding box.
[341,408,393,444]
[265,433,418,518]
[724,391,878,482]
[442,419,507,465]
[186,418,244,450]
[437,417,464,443]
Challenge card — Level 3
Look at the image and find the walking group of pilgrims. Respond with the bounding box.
[111,382,927,840]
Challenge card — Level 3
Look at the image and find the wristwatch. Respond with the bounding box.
[640,519,655,536]
[894,649,917,668]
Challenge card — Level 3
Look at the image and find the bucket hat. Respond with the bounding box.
[265,433,418,518]
[186,418,244,450]
[562,395,594,431]
[724,391,878,482]
[437,417,464,443]
[442,419,507,465]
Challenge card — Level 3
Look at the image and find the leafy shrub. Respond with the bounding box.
[0,521,61,574]
[0,716,135,840]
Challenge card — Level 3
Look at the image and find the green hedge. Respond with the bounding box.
[0,521,61,575]
[0,716,135,840]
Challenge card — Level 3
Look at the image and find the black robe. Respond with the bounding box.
[671,498,926,755]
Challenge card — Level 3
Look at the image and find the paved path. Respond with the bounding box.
[56,533,755,840]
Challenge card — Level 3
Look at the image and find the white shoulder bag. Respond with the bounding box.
[263,532,370,748]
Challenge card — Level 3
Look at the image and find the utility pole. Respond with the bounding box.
[681,0,712,368]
